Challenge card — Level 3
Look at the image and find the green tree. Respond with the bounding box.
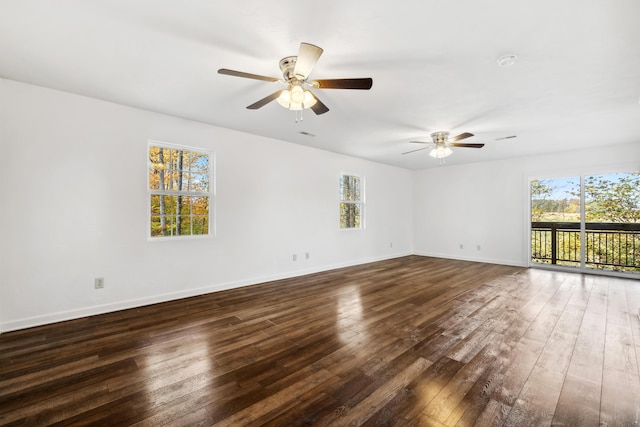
[530,179,552,221]
[149,146,210,237]
[584,172,640,223]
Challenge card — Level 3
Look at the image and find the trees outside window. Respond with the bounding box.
[530,172,639,274]
[583,173,640,223]
[340,173,363,229]
[148,143,213,238]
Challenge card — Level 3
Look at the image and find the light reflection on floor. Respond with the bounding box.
[137,333,215,408]
[336,285,368,344]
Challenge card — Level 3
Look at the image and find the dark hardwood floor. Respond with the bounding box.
[1,256,640,426]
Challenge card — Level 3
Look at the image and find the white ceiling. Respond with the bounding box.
[1,0,639,169]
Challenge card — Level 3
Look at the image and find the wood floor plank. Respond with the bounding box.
[215,368,339,426]
[422,341,503,423]
[551,374,601,426]
[442,337,513,426]
[328,357,432,426]
[375,356,466,424]
[600,366,640,427]
[503,366,565,427]
[0,256,638,426]
[552,276,608,426]
[471,398,512,427]
[604,280,639,375]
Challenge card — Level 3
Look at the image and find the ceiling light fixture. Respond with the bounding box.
[276,82,316,111]
[497,54,517,67]
[429,146,453,159]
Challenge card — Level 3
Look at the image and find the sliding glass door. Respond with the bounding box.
[530,172,639,275]
[531,176,582,268]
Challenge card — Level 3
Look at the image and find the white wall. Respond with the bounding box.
[3,76,637,333]
[413,143,640,266]
[0,78,413,332]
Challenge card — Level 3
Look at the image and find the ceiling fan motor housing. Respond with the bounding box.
[279,56,299,81]
[431,131,449,145]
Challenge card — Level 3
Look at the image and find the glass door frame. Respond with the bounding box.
[527,170,639,279]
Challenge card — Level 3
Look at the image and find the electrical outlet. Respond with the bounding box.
[459,244,463,250]
[390,242,393,248]
[477,245,481,251]
[94,277,104,289]
[292,254,297,261]
[305,252,310,260]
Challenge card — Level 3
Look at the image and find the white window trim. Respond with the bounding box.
[339,172,365,230]
[147,140,215,241]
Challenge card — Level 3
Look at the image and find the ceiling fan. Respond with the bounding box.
[218,42,373,116]
[402,131,484,159]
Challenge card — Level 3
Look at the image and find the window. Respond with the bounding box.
[148,142,213,238]
[340,173,363,229]
[530,171,639,274]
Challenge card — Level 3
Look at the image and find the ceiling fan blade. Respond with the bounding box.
[246,90,283,109]
[450,143,485,148]
[402,147,430,155]
[409,140,431,145]
[312,78,373,90]
[293,42,323,79]
[218,68,280,82]
[309,92,329,115]
[448,132,474,143]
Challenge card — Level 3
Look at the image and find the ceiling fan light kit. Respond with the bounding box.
[218,42,373,118]
[429,146,453,159]
[403,131,485,162]
[276,84,317,111]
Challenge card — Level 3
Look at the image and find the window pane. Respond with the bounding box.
[192,215,209,235]
[531,177,580,222]
[191,152,209,173]
[166,168,179,191]
[178,216,192,236]
[149,166,165,190]
[191,196,209,215]
[151,215,177,237]
[584,172,640,222]
[149,144,212,238]
[530,177,581,267]
[184,172,209,192]
[162,195,178,215]
[178,196,191,215]
[340,202,361,229]
[340,175,360,201]
[150,215,163,237]
[150,195,161,214]
[584,172,640,272]
[149,146,169,190]
[182,151,209,172]
[150,196,209,237]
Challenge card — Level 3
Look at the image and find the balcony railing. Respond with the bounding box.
[531,222,640,272]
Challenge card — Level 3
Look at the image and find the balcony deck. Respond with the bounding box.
[531,221,640,272]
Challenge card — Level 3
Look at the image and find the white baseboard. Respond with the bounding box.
[0,252,412,333]
[412,251,526,268]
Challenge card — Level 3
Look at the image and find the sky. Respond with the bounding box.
[534,172,638,200]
